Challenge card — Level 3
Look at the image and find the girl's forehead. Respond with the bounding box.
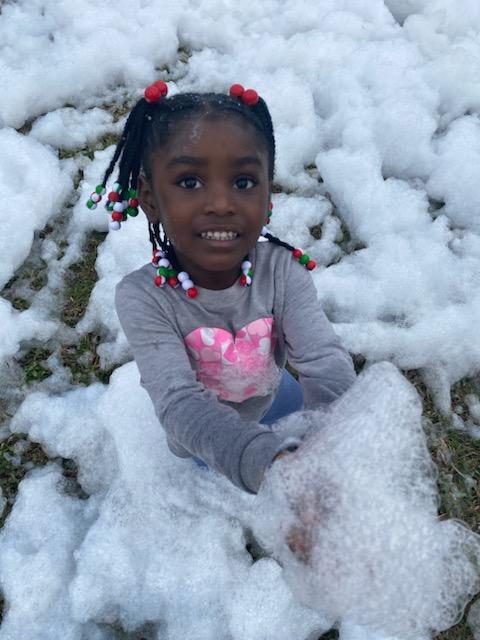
[163,114,263,156]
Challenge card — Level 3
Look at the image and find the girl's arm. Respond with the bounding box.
[115,276,300,494]
[281,261,356,409]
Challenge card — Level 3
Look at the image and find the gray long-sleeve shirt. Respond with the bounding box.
[115,241,356,493]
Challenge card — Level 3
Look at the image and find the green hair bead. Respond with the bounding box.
[299,254,309,265]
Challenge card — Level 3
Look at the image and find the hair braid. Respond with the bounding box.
[262,230,295,252]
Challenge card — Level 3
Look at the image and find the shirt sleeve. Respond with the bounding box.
[114,275,299,494]
[281,261,356,409]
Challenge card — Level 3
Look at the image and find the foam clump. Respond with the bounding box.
[255,362,480,637]
[29,107,119,151]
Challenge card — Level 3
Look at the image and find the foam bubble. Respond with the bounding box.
[255,362,480,636]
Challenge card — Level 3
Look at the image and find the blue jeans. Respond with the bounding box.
[259,369,304,425]
[193,369,303,468]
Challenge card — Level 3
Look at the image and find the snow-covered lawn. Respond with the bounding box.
[0,1,479,638]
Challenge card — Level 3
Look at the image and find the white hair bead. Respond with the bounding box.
[113,202,124,212]
[158,258,170,268]
[109,220,121,231]
[181,279,194,290]
[91,193,101,203]
[177,272,189,282]
[241,260,252,270]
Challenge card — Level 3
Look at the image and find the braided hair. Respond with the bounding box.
[90,84,316,281]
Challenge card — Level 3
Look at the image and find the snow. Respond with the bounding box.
[1,0,480,638]
[29,108,121,151]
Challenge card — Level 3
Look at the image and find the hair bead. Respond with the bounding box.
[229,83,259,107]
[229,83,244,98]
[144,81,169,103]
[242,89,259,106]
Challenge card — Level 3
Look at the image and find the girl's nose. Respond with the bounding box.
[204,184,234,216]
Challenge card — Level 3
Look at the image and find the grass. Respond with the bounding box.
[60,332,116,386]
[61,230,107,327]
[16,347,53,384]
[0,435,49,529]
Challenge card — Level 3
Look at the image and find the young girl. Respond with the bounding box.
[87,81,356,494]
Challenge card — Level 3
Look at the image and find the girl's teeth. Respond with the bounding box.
[201,231,238,240]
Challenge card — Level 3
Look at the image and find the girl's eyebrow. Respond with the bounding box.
[167,155,207,167]
[167,155,262,167]
[233,156,262,166]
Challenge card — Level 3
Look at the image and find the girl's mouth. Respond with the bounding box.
[200,231,239,241]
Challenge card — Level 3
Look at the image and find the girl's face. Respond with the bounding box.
[138,115,271,290]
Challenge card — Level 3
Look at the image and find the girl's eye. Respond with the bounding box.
[234,176,256,190]
[177,176,201,189]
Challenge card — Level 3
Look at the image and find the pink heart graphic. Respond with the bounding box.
[184,317,279,402]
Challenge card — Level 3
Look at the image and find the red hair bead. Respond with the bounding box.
[306,260,317,270]
[111,212,123,222]
[229,84,244,98]
[154,275,164,287]
[108,192,121,202]
[168,276,179,288]
[292,249,303,259]
[153,80,168,96]
[144,85,162,103]
[187,287,198,298]
[239,274,247,286]
[242,89,259,106]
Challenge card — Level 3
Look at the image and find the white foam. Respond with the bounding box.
[29,107,120,151]
[256,363,480,637]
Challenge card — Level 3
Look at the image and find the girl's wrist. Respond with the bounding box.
[272,443,298,464]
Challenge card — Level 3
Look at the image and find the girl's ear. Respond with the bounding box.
[137,174,160,223]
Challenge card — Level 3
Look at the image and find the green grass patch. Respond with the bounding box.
[0,435,50,528]
[61,230,107,327]
[17,347,53,384]
[10,297,30,311]
[2,257,48,297]
[402,369,480,639]
[60,332,117,386]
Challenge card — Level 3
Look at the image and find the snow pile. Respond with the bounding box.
[1,362,331,639]
[29,107,121,151]
[0,1,182,128]
[256,363,480,637]
[3,362,478,638]
[0,129,71,366]
[0,129,71,289]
